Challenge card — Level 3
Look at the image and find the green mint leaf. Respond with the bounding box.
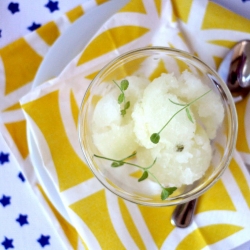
[169,99,186,106]
[185,108,193,123]
[114,79,131,117]
[118,93,124,104]
[161,189,169,200]
[150,133,160,144]
[161,187,177,200]
[124,101,130,110]
[121,109,126,116]
[121,79,129,90]
[165,187,177,196]
[138,171,148,182]
[111,161,124,167]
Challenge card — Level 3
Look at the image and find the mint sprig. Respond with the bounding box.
[150,90,211,144]
[93,152,177,200]
[113,79,130,116]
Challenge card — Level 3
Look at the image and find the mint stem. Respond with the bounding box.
[93,153,176,200]
[159,90,211,133]
[150,90,211,144]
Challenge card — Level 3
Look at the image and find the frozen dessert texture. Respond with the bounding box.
[91,72,224,187]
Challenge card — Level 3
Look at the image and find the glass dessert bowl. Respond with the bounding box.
[78,47,238,206]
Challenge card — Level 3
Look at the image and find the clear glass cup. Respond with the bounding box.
[78,47,238,206]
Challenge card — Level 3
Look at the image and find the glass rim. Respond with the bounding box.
[78,46,238,206]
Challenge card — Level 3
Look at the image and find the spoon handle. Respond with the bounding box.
[171,199,197,228]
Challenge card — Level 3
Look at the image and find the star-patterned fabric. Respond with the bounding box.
[1,0,250,249]
[7,2,20,14]
[0,0,86,48]
[0,133,68,249]
[19,0,250,249]
[1,1,96,249]
[0,152,9,165]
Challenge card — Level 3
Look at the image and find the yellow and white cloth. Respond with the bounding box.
[1,0,250,249]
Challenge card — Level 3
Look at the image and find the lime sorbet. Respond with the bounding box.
[91,71,224,188]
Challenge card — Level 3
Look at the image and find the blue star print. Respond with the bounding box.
[8,2,20,14]
[37,235,50,247]
[18,172,25,182]
[0,30,2,38]
[0,195,11,207]
[0,152,9,165]
[27,22,41,31]
[1,237,14,249]
[45,0,59,13]
[16,214,29,226]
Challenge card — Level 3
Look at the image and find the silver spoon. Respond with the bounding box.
[218,39,250,102]
[171,39,250,228]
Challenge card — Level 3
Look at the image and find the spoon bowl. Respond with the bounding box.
[218,39,250,102]
[172,40,249,228]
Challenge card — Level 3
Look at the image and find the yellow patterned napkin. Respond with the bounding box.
[19,0,250,249]
[0,1,107,249]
